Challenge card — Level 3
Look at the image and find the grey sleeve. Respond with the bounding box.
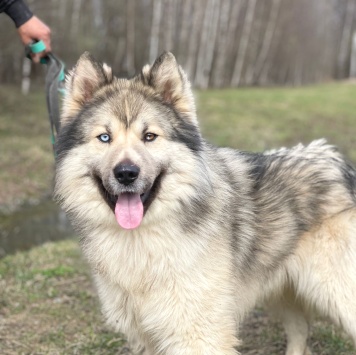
[0,0,33,28]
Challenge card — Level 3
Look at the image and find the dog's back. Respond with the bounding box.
[215,140,356,355]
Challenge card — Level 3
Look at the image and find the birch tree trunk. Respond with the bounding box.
[163,0,176,52]
[21,58,31,95]
[211,0,232,87]
[231,0,257,86]
[337,0,356,78]
[350,31,356,77]
[149,0,163,63]
[125,0,136,75]
[314,0,327,81]
[293,55,303,86]
[185,1,205,79]
[222,0,243,87]
[114,9,127,70]
[194,0,220,88]
[254,0,281,83]
[91,0,104,29]
[70,0,83,37]
[177,0,193,61]
[59,0,68,23]
[244,0,266,86]
[91,0,106,52]
[56,0,68,49]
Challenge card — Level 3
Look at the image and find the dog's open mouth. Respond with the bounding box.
[94,173,163,230]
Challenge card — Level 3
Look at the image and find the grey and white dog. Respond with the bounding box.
[55,52,356,355]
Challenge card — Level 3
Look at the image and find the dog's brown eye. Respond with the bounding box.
[144,133,158,142]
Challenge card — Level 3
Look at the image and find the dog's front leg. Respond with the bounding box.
[138,287,239,355]
[143,332,240,355]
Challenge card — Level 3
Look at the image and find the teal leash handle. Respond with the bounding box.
[27,39,46,54]
[25,40,46,63]
[25,40,66,82]
[25,40,66,156]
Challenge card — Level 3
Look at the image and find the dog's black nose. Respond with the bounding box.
[114,163,140,186]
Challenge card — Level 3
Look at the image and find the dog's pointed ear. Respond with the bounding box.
[62,52,113,123]
[141,52,197,124]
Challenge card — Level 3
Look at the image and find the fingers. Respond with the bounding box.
[30,53,41,63]
[17,16,52,60]
[38,26,51,54]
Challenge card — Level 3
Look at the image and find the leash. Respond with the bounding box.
[26,40,66,153]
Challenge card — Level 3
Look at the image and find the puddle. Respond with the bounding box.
[0,199,73,257]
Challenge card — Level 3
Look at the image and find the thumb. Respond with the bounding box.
[31,53,41,63]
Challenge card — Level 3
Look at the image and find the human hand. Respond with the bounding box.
[17,16,51,63]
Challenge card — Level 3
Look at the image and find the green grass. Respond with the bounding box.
[197,83,356,161]
[310,325,356,355]
[0,240,127,354]
[0,86,54,209]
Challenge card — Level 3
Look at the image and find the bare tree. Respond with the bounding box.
[185,1,205,78]
[337,0,356,78]
[254,0,281,83]
[91,0,107,53]
[125,0,136,75]
[149,0,163,63]
[91,0,104,29]
[163,0,177,52]
[21,58,31,95]
[351,31,356,77]
[211,0,232,87]
[220,0,243,87]
[231,0,258,86]
[70,0,83,37]
[176,0,194,62]
[194,0,220,88]
[113,3,127,71]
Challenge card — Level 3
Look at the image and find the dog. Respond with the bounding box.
[54,51,356,355]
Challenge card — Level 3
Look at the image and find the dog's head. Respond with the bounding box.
[55,52,205,231]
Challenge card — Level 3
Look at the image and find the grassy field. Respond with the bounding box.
[1,240,355,354]
[1,83,356,354]
[197,83,356,160]
[0,86,53,210]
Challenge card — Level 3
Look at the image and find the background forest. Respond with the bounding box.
[1,0,356,89]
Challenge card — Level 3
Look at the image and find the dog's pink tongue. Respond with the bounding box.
[115,193,143,230]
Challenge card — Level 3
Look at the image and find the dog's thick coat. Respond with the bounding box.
[55,52,356,355]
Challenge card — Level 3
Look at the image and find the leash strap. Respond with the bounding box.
[25,40,66,153]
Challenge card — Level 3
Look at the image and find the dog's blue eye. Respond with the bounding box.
[98,134,111,143]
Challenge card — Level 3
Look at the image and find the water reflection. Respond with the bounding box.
[0,200,73,257]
